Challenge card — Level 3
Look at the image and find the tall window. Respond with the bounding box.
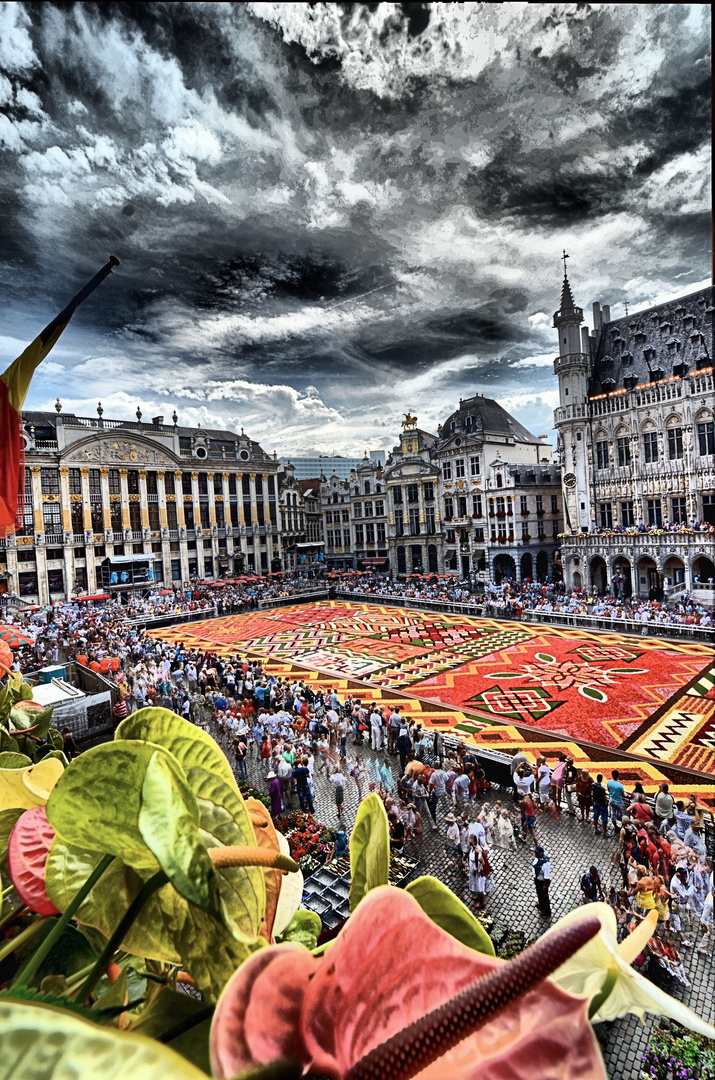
[392,487,403,507]
[91,503,104,534]
[409,507,420,535]
[425,507,435,533]
[617,437,631,467]
[354,524,364,545]
[455,459,465,478]
[406,484,418,502]
[698,421,715,455]
[365,523,375,544]
[363,502,373,517]
[646,498,662,526]
[423,482,434,501]
[146,471,158,495]
[364,481,370,495]
[107,469,120,494]
[620,501,634,527]
[43,503,61,536]
[668,427,683,460]
[643,431,658,463]
[551,494,558,512]
[596,441,609,469]
[374,500,384,516]
[71,503,84,535]
[496,496,505,515]
[444,496,453,519]
[343,529,350,547]
[88,469,102,497]
[127,470,140,495]
[472,493,482,517]
[182,472,193,495]
[671,497,687,523]
[213,473,222,495]
[520,495,528,513]
[395,510,404,537]
[536,495,543,512]
[68,468,82,495]
[353,503,362,518]
[148,502,160,530]
[129,503,141,531]
[342,510,350,524]
[376,522,386,543]
[598,503,613,528]
[164,472,175,496]
[469,456,480,476]
[110,502,122,533]
[521,521,529,539]
[167,502,178,530]
[442,462,452,481]
[40,468,59,495]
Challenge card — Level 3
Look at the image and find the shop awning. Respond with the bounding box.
[75,593,111,602]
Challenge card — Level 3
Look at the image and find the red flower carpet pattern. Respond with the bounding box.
[148,601,713,773]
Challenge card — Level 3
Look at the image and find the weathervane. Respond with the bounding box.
[561,249,570,275]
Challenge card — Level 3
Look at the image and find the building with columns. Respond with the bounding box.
[555,273,715,597]
[384,422,442,574]
[0,405,282,605]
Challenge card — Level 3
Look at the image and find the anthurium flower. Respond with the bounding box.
[7,805,59,915]
[548,902,715,1039]
[210,886,605,1080]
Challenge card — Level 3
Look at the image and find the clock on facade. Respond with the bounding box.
[563,472,577,488]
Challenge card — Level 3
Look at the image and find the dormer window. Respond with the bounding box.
[643,346,656,361]
[496,474,503,488]
[696,296,707,306]
[634,331,646,344]
[666,337,680,350]
[673,362,688,377]
[621,351,633,365]
[674,305,685,315]
[659,321,672,333]
[690,331,702,342]
[628,321,638,330]
[624,375,638,390]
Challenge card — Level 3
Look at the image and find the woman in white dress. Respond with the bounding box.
[492,808,517,855]
[468,843,494,909]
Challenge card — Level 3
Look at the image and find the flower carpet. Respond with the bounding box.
[148,601,714,792]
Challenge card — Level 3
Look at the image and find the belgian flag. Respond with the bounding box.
[0,257,119,536]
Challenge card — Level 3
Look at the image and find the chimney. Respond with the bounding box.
[581,327,590,353]
[602,304,611,324]
[592,302,602,333]
[152,415,164,426]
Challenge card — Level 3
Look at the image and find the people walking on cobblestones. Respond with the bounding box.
[267,769,282,817]
[369,705,383,752]
[592,773,610,836]
[519,792,538,844]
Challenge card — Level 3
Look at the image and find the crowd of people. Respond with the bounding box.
[580,520,715,538]
[337,573,714,629]
[0,578,712,966]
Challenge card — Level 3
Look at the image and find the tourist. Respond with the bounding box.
[332,767,346,819]
[581,865,605,904]
[606,769,625,826]
[519,792,538,844]
[468,841,491,910]
[591,773,610,837]
[535,756,551,811]
[369,706,383,752]
[533,845,552,917]
[266,770,282,818]
[575,768,593,823]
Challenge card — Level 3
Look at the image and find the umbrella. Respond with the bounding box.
[0,625,34,648]
[159,589,173,595]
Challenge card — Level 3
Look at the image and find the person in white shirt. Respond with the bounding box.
[370,708,383,752]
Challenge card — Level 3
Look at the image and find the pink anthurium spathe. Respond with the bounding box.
[7,805,60,915]
[210,886,605,1080]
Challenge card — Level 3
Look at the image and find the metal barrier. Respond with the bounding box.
[335,590,715,643]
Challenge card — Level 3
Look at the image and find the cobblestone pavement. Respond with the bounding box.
[212,725,713,1080]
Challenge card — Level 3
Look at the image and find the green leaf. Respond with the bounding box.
[116,708,238,793]
[0,752,32,770]
[0,807,24,870]
[9,704,54,738]
[0,998,211,1079]
[45,741,178,871]
[91,969,128,1023]
[44,843,264,1004]
[0,728,20,754]
[405,876,495,956]
[45,728,65,752]
[277,909,322,951]
[39,748,69,768]
[187,768,265,940]
[33,924,99,984]
[129,986,213,1073]
[139,751,220,915]
[349,792,390,913]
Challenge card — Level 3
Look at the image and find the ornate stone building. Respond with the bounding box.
[0,405,282,605]
[555,274,715,597]
[348,456,389,571]
[384,422,442,574]
[277,463,324,569]
[320,470,353,570]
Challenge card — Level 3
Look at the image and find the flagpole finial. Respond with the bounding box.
[109,255,120,268]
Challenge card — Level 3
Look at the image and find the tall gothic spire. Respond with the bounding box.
[559,273,576,315]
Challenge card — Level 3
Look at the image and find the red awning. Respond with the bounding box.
[74,594,110,602]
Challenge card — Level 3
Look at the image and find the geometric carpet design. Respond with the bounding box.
[148,601,714,777]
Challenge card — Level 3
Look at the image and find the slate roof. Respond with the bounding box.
[440,394,541,444]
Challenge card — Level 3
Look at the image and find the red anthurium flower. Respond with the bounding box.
[211,887,605,1080]
[7,806,60,916]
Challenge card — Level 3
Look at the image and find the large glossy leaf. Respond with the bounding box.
[0,757,64,812]
[46,741,176,871]
[210,887,606,1080]
[0,998,210,1080]
[193,779,265,940]
[406,876,495,956]
[45,728,64,752]
[116,708,238,793]
[7,807,60,915]
[349,792,390,912]
[139,751,220,915]
[44,840,264,1004]
[244,798,282,940]
[129,986,213,1073]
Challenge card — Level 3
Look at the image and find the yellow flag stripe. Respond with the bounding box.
[0,322,68,412]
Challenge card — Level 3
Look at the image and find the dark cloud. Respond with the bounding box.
[0,2,710,454]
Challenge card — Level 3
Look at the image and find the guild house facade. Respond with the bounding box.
[554,272,715,598]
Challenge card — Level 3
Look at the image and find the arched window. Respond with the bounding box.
[333,493,339,504]
[496,474,503,488]
[364,481,371,495]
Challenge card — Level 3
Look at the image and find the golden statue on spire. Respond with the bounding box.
[402,412,418,430]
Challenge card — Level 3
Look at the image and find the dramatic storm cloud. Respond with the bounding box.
[0,2,710,456]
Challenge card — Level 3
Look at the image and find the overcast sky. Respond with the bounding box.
[0,2,710,458]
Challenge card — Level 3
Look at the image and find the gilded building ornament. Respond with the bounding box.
[128,495,140,502]
[109,494,121,502]
[43,494,60,503]
[70,439,170,465]
[69,494,83,503]
[58,467,69,476]
[16,537,33,546]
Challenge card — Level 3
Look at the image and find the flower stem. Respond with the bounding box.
[0,916,51,964]
[1,883,15,899]
[12,853,114,990]
[76,869,169,1005]
[208,846,298,873]
[346,915,601,1080]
